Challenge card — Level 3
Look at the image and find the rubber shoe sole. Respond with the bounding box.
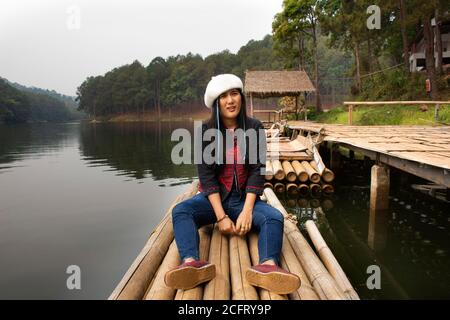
[245,268,301,294]
[164,264,216,290]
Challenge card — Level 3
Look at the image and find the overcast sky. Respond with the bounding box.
[0,0,283,96]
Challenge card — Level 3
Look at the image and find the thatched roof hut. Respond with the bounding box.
[244,70,315,98]
[244,70,315,116]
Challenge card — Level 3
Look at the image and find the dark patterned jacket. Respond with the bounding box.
[197,117,266,200]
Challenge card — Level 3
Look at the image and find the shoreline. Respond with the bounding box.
[87,112,209,123]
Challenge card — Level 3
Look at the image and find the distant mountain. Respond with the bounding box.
[0,77,86,123]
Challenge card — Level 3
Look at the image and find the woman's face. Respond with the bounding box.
[218,88,241,122]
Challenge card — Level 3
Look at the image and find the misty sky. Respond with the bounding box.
[0,0,283,96]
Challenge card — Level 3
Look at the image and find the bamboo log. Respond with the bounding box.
[272,160,285,181]
[248,232,287,300]
[286,183,299,195]
[229,235,259,300]
[260,193,267,202]
[282,161,297,182]
[110,181,199,300]
[301,161,320,183]
[298,184,309,196]
[321,183,334,195]
[321,199,334,211]
[203,225,230,300]
[297,198,309,208]
[310,183,322,195]
[264,182,274,190]
[263,188,346,300]
[286,198,297,208]
[310,161,335,182]
[310,198,321,208]
[280,234,320,300]
[265,161,274,180]
[291,160,309,182]
[175,225,213,300]
[274,182,286,194]
[143,241,180,300]
[305,221,360,300]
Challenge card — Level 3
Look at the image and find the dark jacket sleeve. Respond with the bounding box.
[245,119,266,196]
[197,123,220,196]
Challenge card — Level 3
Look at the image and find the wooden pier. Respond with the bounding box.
[287,121,450,188]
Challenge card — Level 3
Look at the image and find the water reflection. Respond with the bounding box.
[278,162,450,299]
[0,123,79,170]
[78,122,197,183]
[0,121,198,299]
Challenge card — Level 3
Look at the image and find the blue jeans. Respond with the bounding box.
[172,190,284,265]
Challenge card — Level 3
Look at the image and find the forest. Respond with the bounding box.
[49,1,450,118]
[0,78,85,123]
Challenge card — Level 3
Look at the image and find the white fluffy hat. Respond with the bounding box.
[204,74,243,109]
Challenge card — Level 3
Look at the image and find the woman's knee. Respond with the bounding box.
[270,208,284,225]
[172,201,193,218]
[255,205,284,225]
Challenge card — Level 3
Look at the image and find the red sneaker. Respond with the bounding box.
[164,260,216,290]
[245,264,301,294]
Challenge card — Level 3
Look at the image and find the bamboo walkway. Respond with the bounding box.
[109,181,359,300]
[287,121,450,187]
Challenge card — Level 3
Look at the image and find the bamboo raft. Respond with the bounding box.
[109,181,358,300]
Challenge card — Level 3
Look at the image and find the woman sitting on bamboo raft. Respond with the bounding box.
[164,74,300,295]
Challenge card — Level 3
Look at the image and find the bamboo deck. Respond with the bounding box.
[266,134,313,161]
[109,181,359,300]
[287,121,450,187]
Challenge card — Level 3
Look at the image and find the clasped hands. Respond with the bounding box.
[217,209,252,236]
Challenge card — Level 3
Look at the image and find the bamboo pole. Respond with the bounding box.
[291,160,309,182]
[175,225,213,300]
[143,241,180,300]
[321,199,334,211]
[286,198,297,208]
[282,161,297,182]
[229,235,259,300]
[310,183,322,195]
[260,193,267,202]
[287,183,299,195]
[280,234,320,300]
[298,184,309,196]
[265,161,274,181]
[310,198,321,208]
[305,220,360,300]
[310,161,335,183]
[301,161,320,183]
[110,181,199,300]
[297,198,309,208]
[274,182,286,194]
[203,225,230,300]
[263,188,346,300]
[248,232,287,300]
[320,183,334,195]
[272,160,285,181]
[264,182,274,190]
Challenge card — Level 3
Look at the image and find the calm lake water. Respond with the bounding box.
[0,121,449,299]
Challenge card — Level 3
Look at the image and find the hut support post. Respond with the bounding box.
[330,144,341,172]
[368,164,390,252]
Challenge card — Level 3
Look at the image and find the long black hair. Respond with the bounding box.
[205,89,249,165]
